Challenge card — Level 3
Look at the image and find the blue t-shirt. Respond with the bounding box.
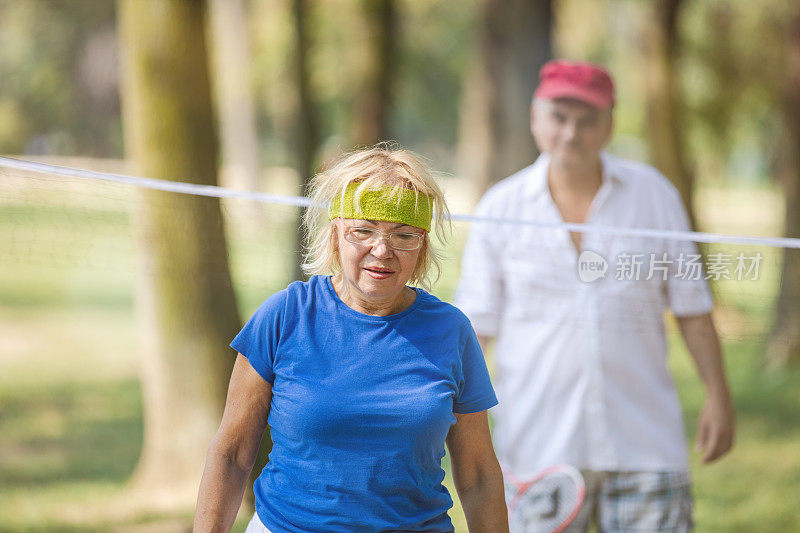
[230,275,497,532]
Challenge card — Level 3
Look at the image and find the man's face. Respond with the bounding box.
[530,98,613,169]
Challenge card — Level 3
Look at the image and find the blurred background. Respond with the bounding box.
[1,0,799,531]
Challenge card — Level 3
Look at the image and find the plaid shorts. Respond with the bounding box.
[507,470,693,533]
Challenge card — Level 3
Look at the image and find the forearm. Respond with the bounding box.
[677,312,735,461]
[455,464,509,532]
[194,442,253,532]
[677,313,730,398]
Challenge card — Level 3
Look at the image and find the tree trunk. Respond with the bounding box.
[208,0,261,191]
[767,4,800,368]
[350,0,397,147]
[456,0,552,197]
[639,0,698,229]
[117,0,241,508]
[292,0,320,281]
[208,0,271,507]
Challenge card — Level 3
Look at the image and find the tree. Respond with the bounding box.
[639,0,697,228]
[767,2,800,368]
[350,0,398,147]
[117,0,241,507]
[208,0,261,191]
[291,0,320,281]
[456,0,553,197]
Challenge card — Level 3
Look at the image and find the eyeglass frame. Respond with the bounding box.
[335,219,426,251]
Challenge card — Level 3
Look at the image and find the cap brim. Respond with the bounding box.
[534,84,614,108]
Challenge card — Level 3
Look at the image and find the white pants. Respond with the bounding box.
[244,512,273,533]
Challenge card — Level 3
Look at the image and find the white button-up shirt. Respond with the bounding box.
[455,151,713,476]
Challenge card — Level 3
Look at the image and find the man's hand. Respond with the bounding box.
[695,392,735,463]
[676,313,735,464]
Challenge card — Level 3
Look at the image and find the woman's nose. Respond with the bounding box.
[370,237,393,258]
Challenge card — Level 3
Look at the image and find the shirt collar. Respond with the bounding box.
[524,150,624,198]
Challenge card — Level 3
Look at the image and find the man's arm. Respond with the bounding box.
[676,313,735,463]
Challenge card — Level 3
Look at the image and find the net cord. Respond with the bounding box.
[2,155,798,249]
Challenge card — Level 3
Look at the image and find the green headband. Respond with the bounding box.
[329,182,433,232]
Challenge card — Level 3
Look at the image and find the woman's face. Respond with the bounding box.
[334,218,424,304]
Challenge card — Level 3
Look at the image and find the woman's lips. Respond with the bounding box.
[364,267,394,279]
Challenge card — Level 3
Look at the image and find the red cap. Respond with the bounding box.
[534,60,615,108]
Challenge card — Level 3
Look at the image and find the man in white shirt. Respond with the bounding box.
[455,60,735,532]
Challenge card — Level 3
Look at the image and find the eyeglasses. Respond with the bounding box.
[342,225,425,251]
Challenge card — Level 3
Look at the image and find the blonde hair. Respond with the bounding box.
[302,143,450,289]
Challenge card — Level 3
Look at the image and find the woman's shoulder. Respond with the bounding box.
[252,276,324,317]
[414,289,473,328]
[285,275,321,299]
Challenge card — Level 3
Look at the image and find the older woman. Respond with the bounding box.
[194,146,508,532]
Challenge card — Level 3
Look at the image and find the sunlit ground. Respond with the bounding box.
[1,173,798,531]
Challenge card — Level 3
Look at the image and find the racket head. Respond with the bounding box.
[505,464,585,533]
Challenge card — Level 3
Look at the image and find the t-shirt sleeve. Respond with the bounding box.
[230,290,288,384]
[454,325,498,414]
[454,194,505,337]
[661,186,714,317]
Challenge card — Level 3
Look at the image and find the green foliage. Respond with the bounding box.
[556,0,792,188]
[681,0,790,186]
[392,0,478,154]
[1,0,791,192]
[0,0,120,157]
[247,0,478,169]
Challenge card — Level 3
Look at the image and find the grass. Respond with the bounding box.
[1,177,799,531]
[3,310,798,531]
[670,337,800,532]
